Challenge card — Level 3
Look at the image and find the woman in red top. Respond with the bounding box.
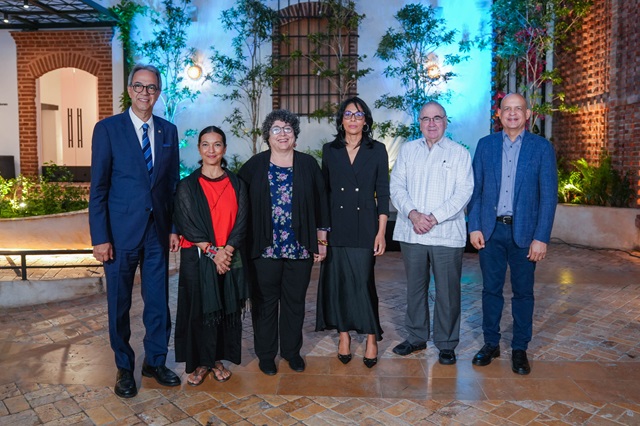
[173,126,249,386]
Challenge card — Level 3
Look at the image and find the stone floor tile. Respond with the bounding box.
[480,378,591,402]
[277,374,380,398]
[84,405,116,425]
[262,406,299,425]
[3,394,30,414]
[34,403,63,423]
[288,400,327,420]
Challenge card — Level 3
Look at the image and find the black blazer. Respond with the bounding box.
[322,138,390,248]
[238,150,330,259]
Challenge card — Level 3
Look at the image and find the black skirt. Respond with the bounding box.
[174,247,242,373]
[315,247,383,340]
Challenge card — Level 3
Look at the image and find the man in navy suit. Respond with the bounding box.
[89,64,181,398]
[468,93,557,375]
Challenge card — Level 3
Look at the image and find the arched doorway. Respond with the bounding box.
[39,68,97,182]
[10,30,114,178]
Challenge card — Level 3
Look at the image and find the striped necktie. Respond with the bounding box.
[142,123,153,176]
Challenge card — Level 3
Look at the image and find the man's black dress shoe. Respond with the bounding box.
[438,349,457,365]
[259,359,277,376]
[472,344,500,366]
[392,340,427,356]
[141,362,181,386]
[114,368,137,398]
[511,350,531,375]
[288,355,305,372]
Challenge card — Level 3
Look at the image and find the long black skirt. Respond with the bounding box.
[316,247,383,340]
[174,247,242,374]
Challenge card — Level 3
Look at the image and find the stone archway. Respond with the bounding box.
[11,30,114,177]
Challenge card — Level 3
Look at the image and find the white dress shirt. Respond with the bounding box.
[390,136,474,248]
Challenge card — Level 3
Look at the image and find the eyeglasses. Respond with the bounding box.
[130,83,159,95]
[270,126,294,135]
[343,111,366,121]
[419,115,445,124]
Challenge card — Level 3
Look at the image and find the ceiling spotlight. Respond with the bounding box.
[23,0,30,9]
[3,13,9,23]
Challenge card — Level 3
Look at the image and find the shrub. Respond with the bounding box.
[558,153,633,207]
[0,164,88,218]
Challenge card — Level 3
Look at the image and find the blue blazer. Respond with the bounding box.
[89,111,180,251]
[467,131,557,248]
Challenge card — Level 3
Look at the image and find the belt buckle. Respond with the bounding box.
[499,216,512,224]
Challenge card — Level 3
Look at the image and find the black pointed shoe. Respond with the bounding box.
[472,344,500,366]
[511,350,531,375]
[337,353,352,364]
[337,333,352,364]
[363,356,378,368]
[141,362,181,387]
[114,368,137,398]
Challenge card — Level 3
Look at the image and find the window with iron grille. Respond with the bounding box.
[274,1,360,117]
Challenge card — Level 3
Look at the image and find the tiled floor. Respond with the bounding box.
[2,243,640,425]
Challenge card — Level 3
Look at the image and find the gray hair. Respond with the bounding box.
[127,64,162,91]
[420,101,447,118]
[261,109,301,144]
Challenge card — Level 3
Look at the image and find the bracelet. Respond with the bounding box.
[317,239,329,246]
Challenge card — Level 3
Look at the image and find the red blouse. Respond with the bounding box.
[180,174,238,249]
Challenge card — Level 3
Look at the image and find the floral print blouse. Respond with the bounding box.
[261,163,310,259]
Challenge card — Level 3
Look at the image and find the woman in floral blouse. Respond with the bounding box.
[238,109,330,376]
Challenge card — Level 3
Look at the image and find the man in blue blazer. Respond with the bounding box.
[467,93,557,375]
[89,64,181,398]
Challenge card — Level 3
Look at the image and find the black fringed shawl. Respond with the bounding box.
[173,168,250,324]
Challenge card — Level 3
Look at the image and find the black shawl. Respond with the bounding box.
[173,167,250,324]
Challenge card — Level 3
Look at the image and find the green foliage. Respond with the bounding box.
[137,0,200,123]
[288,0,372,120]
[226,154,246,175]
[178,128,199,178]
[558,154,633,207]
[0,164,88,218]
[374,3,470,140]
[207,0,284,155]
[110,0,144,111]
[303,147,323,166]
[487,0,592,128]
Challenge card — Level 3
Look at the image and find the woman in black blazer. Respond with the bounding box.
[316,97,390,368]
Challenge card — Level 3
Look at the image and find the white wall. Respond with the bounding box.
[0,0,492,173]
[140,0,492,168]
[0,31,20,174]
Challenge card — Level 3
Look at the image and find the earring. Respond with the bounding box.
[363,124,370,132]
[339,124,344,131]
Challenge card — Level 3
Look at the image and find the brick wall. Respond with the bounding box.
[10,30,114,177]
[553,0,640,205]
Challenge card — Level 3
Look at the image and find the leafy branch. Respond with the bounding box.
[206,0,285,156]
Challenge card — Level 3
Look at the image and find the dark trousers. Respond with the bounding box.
[400,243,463,351]
[251,257,313,361]
[104,216,171,371]
[479,222,536,351]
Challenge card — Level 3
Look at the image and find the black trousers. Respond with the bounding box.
[251,257,313,361]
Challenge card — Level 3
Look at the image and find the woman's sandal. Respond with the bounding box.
[212,361,232,382]
[187,366,210,386]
